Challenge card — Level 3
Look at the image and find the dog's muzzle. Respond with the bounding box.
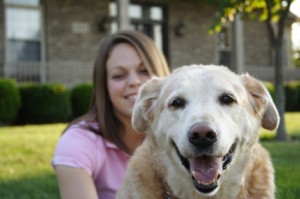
[173,124,238,195]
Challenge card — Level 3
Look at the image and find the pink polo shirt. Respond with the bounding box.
[52,121,130,199]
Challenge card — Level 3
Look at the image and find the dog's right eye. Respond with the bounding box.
[170,98,186,108]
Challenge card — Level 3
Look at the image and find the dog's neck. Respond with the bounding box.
[160,177,180,199]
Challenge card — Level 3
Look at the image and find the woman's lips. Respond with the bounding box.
[125,94,137,104]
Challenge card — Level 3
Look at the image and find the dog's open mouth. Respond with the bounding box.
[173,140,237,194]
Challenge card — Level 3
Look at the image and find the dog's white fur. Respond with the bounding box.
[117,65,279,199]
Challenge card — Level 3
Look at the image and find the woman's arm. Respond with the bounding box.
[54,165,98,199]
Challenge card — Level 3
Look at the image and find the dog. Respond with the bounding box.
[116,64,279,199]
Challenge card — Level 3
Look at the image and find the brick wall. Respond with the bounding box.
[167,0,217,68]
[0,0,298,85]
[45,0,108,62]
[243,18,272,67]
[44,0,218,85]
[44,0,109,86]
[136,0,272,70]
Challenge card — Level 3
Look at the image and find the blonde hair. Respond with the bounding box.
[69,30,170,152]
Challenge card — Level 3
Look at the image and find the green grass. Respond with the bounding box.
[263,142,300,198]
[259,112,300,198]
[0,124,66,199]
[0,113,299,199]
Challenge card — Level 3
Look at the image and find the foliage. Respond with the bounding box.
[265,81,300,112]
[293,49,300,68]
[71,83,93,118]
[285,81,300,111]
[0,78,21,124]
[206,0,294,34]
[265,81,275,99]
[17,83,71,124]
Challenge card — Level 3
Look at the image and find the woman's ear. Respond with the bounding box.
[241,74,280,130]
[132,77,165,133]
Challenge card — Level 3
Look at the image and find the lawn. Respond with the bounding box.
[0,124,66,199]
[263,142,300,198]
[0,113,299,199]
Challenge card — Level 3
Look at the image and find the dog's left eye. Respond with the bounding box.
[219,94,236,105]
[170,98,186,108]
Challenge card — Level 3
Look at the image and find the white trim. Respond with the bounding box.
[40,0,46,82]
[4,0,45,82]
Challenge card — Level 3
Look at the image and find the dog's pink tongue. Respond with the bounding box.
[189,156,222,184]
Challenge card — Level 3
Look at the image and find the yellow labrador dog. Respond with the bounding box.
[117,64,279,199]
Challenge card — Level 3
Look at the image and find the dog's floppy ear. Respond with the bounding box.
[241,74,280,130]
[132,77,165,132]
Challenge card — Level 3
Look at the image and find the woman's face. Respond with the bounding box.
[106,43,151,119]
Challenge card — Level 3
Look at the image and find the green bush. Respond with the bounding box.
[71,83,93,118]
[285,82,300,112]
[264,81,275,100]
[0,78,21,124]
[265,81,300,112]
[297,85,300,111]
[17,83,71,124]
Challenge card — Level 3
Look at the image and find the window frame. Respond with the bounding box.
[4,0,45,63]
[109,1,169,60]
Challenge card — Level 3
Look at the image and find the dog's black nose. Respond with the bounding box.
[188,123,217,148]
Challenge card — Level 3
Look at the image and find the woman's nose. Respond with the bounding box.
[128,72,142,87]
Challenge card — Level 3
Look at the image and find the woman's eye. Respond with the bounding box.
[139,69,149,75]
[219,94,236,105]
[112,73,125,80]
[170,98,186,108]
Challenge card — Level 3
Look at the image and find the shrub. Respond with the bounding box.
[296,85,300,111]
[17,83,71,124]
[265,81,300,112]
[0,78,21,124]
[285,82,300,112]
[71,83,93,118]
[264,81,275,100]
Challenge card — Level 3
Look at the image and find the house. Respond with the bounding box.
[0,0,299,87]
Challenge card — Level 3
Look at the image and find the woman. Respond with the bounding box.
[52,30,170,199]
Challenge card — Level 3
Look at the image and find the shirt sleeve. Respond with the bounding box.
[52,124,106,177]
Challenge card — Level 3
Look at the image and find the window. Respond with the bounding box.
[109,2,168,59]
[4,0,42,62]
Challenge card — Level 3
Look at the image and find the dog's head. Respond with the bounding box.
[132,64,279,197]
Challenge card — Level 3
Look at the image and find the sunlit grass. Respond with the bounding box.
[0,124,66,199]
[263,142,300,198]
[257,112,300,198]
